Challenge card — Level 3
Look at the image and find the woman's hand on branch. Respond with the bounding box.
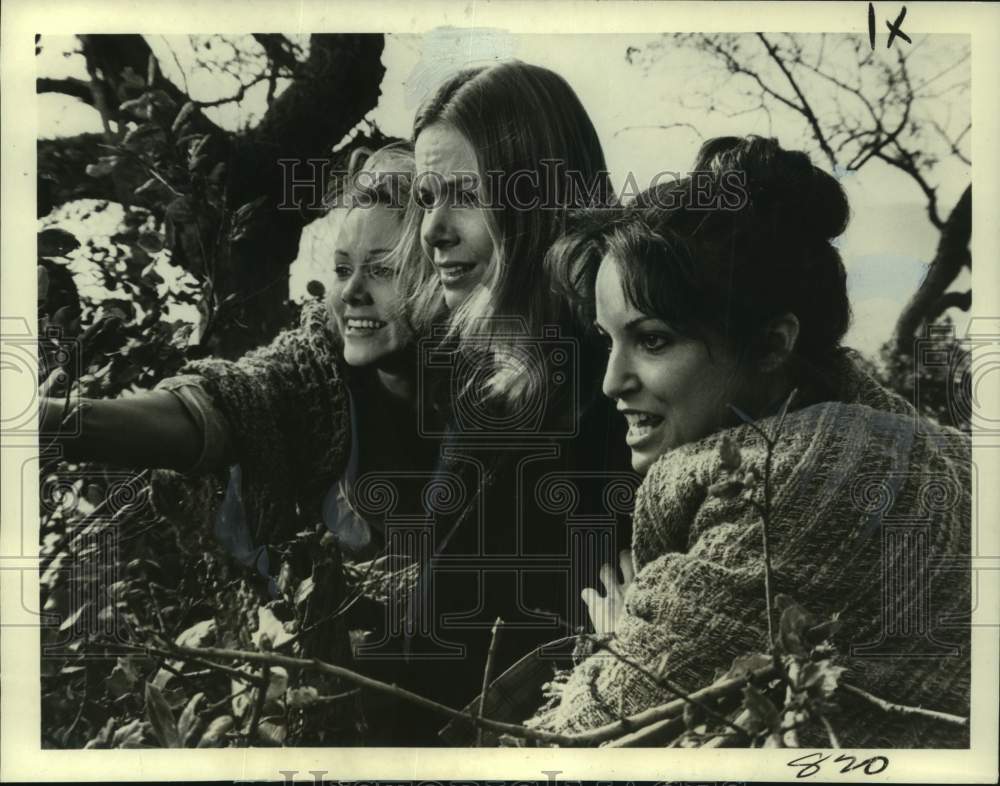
[581,549,635,636]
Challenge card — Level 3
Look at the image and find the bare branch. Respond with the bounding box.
[755,33,838,168]
[613,123,705,140]
[841,682,968,727]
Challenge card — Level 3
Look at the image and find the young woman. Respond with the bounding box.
[524,136,970,747]
[42,143,433,567]
[382,62,635,734]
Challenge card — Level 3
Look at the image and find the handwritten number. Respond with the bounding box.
[864,756,890,775]
[789,752,889,778]
[788,752,828,778]
[868,3,877,50]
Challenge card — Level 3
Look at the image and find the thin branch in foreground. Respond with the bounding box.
[840,682,969,727]
[589,636,751,741]
[477,617,503,746]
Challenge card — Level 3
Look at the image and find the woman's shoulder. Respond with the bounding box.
[633,396,969,564]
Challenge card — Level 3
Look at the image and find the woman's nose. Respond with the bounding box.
[340,268,371,304]
[422,205,459,253]
[602,345,639,400]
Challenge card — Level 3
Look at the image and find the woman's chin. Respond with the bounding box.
[630,449,657,476]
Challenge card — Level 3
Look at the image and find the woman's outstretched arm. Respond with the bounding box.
[40,391,208,472]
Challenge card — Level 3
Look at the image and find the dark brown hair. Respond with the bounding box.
[548,135,852,377]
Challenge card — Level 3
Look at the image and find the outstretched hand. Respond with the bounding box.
[581,549,635,636]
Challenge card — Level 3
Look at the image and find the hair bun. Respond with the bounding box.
[692,135,849,243]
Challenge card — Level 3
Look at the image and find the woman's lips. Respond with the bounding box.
[622,411,666,449]
[435,261,478,287]
[344,317,387,337]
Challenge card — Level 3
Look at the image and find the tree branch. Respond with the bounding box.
[841,682,969,727]
[36,76,95,105]
[756,33,838,168]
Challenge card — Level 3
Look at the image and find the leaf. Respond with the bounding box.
[778,602,817,657]
[174,618,216,649]
[165,196,196,224]
[265,667,289,702]
[252,606,295,650]
[144,681,180,748]
[171,101,197,134]
[84,717,116,749]
[134,177,159,197]
[37,265,50,301]
[107,657,140,698]
[293,576,314,608]
[110,718,147,748]
[137,230,164,253]
[286,686,320,709]
[38,228,80,258]
[177,691,205,746]
[85,156,119,178]
[723,652,773,681]
[718,435,742,471]
[197,715,234,748]
[256,718,287,745]
[741,684,781,734]
[306,280,325,299]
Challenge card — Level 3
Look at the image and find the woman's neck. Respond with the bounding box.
[377,367,415,405]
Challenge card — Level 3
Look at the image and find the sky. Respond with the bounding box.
[37,31,972,360]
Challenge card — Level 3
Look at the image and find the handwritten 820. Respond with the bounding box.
[788,752,890,778]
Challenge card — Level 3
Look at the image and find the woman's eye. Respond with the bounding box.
[457,189,480,208]
[414,189,436,210]
[367,264,395,279]
[638,333,671,352]
[334,264,353,280]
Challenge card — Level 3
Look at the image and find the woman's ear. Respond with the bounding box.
[759,313,800,373]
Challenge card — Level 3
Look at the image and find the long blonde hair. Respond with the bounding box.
[400,60,614,409]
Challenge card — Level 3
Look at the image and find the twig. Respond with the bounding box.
[590,637,751,740]
[818,711,841,748]
[840,682,969,727]
[476,617,504,746]
[604,715,685,747]
[247,664,269,743]
[141,640,777,746]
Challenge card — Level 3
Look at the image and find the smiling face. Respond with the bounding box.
[595,254,746,475]
[414,123,496,310]
[327,204,413,368]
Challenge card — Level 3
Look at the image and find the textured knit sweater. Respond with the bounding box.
[150,302,350,547]
[526,353,971,747]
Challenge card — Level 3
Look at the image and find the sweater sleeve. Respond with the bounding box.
[151,304,350,547]
[526,403,971,747]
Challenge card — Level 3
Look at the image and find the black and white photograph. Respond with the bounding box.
[1,0,998,782]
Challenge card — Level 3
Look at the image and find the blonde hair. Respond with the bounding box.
[325,142,422,343]
[400,61,613,409]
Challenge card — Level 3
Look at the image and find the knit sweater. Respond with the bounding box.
[526,353,971,747]
[150,302,350,547]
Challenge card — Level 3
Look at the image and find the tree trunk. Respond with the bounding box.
[892,185,972,356]
[38,34,391,358]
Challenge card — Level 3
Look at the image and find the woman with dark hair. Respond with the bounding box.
[524,136,970,747]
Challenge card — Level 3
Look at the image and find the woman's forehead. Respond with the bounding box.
[414,123,478,176]
[337,204,402,251]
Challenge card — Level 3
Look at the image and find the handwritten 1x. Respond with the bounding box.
[869,3,912,50]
